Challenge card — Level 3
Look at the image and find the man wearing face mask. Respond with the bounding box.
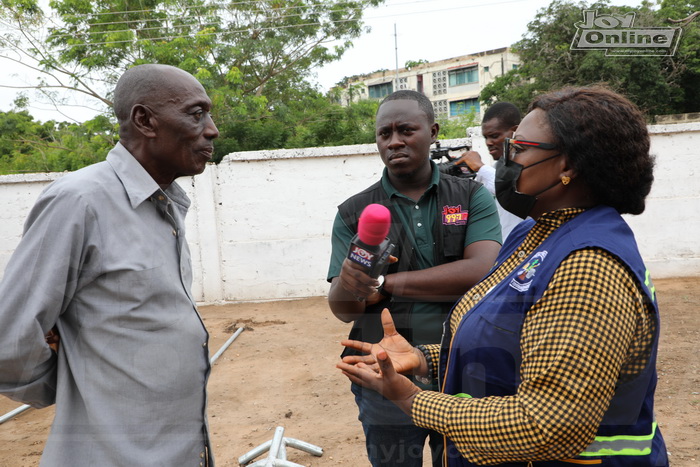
[454,102,523,240]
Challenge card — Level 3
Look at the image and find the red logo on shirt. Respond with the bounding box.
[442,205,469,226]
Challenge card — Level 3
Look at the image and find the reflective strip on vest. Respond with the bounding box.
[579,422,656,457]
[644,269,656,303]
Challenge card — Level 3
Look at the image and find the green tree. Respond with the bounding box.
[0,0,385,163]
[480,0,700,117]
[437,111,480,140]
[659,0,700,112]
[404,59,428,69]
[0,92,116,175]
[0,110,117,174]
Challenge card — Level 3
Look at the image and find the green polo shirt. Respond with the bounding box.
[328,162,501,347]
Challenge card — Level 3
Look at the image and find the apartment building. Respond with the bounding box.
[336,47,519,120]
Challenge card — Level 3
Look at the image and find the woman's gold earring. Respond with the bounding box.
[561,176,571,186]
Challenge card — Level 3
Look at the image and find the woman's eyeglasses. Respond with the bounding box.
[504,138,558,161]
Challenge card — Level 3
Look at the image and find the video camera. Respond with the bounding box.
[430,141,475,179]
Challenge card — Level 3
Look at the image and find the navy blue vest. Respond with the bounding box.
[439,206,667,467]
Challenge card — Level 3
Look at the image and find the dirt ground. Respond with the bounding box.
[1,277,698,466]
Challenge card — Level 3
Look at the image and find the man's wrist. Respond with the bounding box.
[376,274,391,298]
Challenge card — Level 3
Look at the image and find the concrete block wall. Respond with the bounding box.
[0,124,698,303]
[624,123,700,278]
[0,173,66,279]
[214,144,385,303]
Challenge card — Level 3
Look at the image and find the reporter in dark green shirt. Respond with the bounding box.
[327,90,501,467]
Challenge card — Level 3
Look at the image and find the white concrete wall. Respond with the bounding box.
[0,173,66,280]
[1,123,698,303]
[624,123,700,278]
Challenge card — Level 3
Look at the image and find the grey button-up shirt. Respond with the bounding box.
[0,143,212,466]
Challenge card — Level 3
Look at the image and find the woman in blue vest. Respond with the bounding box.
[337,86,668,467]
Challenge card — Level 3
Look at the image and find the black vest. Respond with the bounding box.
[337,172,482,356]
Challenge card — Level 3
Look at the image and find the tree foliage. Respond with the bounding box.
[437,111,480,140]
[480,0,700,117]
[0,0,385,167]
[0,110,117,174]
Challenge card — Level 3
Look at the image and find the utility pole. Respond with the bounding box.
[394,23,399,89]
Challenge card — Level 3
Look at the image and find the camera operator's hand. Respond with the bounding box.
[454,150,484,173]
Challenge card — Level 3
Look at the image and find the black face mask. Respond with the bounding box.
[495,153,562,219]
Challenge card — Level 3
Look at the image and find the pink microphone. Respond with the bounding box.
[357,203,391,246]
[347,204,395,279]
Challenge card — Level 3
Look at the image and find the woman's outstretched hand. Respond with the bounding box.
[336,309,423,416]
[339,308,422,374]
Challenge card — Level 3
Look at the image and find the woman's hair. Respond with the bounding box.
[529,86,654,215]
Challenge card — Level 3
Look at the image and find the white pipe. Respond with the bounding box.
[0,404,31,425]
[0,327,245,425]
[210,326,244,365]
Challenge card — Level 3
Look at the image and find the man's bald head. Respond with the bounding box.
[113,64,198,124]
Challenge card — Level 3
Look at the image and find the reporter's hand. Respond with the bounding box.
[338,255,398,302]
[365,290,386,306]
[338,258,378,300]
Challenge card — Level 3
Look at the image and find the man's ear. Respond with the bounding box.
[131,104,157,138]
[431,122,439,142]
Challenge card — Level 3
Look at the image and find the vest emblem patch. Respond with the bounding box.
[442,205,469,226]
[510,250,548,292]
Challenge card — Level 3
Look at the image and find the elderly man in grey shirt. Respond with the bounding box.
[0,64,219,466]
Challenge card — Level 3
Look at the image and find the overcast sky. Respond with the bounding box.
[1,0,646,123]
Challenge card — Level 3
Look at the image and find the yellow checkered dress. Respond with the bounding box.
[412,208,656,464]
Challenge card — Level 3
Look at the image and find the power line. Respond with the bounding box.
[1,0,537,47]
[38,0,535,22]
[48,2,363,28]
[45,20,365,49]
[47,0,327,19]
[2,2,369,45]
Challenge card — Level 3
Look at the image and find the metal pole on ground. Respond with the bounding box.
[210,326,244,365]
[0,326,245,425]
[238,426,323,466]
[0,404,31,425]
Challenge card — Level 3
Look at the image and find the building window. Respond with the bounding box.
[512,64,519,70]
[369,82,393,99]
[483,66,489,73]
[449,66,478,86]
[432,71,447,96]
[398,77,409,90]
[450,98,480,117]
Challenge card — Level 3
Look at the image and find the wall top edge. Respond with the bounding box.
[222,143,378,162]
[221,138,472,162]
[0,172,65,184]
[647,121,700,134]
